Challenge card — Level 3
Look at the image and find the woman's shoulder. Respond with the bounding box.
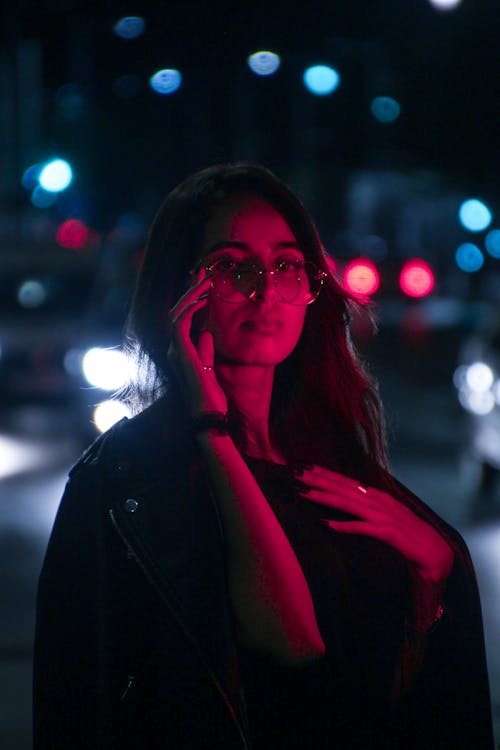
[68,396,193,484]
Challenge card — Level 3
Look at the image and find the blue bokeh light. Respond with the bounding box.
[370,96,401,123]
[303,65,340,96]
[485,229,500,259]
[17,280,47,309]
[455,243,484,272]
[149,69,182,95]
[113,16,146,39]
[247,51,281,76]
[458,199,492,232]
[22,164,41,190]
[30,186,58,208]
[39,159,73,192]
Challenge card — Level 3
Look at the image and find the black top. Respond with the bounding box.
[239,457,427,749]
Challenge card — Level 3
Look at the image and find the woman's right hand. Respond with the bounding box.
[167,268,228,417]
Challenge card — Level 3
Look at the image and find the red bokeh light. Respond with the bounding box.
[399,259,435,298]
[343,259,380,296]
[56,219,89,250]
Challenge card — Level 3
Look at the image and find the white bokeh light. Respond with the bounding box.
[465,362,495,392]
[247,51,281,76]
[459,389,495,416]
[93,400,131,433]
[39,159,73,192]
[82,348,132,391]
[427,0,462,9]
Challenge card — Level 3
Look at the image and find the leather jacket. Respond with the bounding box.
[33,396,495,749]
[34,398,251,749]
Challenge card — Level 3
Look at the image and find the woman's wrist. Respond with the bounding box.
[191,410,232,436]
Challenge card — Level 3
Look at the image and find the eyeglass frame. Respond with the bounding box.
[199,256,328,306]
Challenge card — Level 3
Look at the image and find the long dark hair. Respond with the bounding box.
[123,163,390,485]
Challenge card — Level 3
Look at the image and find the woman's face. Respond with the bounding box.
[200,197,308,366]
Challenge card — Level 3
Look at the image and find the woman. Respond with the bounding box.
[34,163,494,749]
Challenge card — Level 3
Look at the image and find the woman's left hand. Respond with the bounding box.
[295,465,454,587]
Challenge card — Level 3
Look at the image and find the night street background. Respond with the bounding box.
[1,1,499,746]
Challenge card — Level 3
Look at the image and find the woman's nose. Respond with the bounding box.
[249,269,278,303]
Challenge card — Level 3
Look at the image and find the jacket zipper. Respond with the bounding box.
[108,508,250,750]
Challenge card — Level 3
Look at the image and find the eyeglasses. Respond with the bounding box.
[203,257,327,306]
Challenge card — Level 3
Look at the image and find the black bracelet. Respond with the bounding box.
[191,411,232,435]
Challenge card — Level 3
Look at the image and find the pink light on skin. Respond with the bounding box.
[399,259,435,298]
[201,198,308,368]
[343,259,380,296]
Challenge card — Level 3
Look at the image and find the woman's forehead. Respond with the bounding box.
[202,196,298,252]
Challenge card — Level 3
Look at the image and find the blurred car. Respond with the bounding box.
[0,253,128,436]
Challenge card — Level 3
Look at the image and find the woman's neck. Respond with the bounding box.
[215,363,279,459]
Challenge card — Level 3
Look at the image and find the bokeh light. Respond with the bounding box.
[93,400,131,433]
[399,259,435,298]
[427,0,462,9]
[82,347,131,390]
[458,198,492,232]
[56,219,90,250]
[455,243,484,272]
[22,164,41,190]
[39,159,73,192]
[454,361,497,416]
[303,65,340,95]
[17,280,47,309]
[247,51,281,76]
[31,185,57,208]
[370,96,401,123]
[113,16,146,39]
[485,229,500,258]
[343,259,380,295]
[149,69,182,95]
[465,362,495,392]
[459,389,495,416]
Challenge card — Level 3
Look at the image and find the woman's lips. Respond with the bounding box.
[240,320,282,334]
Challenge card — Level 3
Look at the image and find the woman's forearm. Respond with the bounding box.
[196,431,325,665]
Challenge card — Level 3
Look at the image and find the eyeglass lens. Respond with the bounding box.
[208,260,324,305]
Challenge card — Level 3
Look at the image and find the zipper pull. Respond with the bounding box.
[120,674,135,701]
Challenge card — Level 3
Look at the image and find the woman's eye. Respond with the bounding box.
[277,258,304,272]
[212,257,239,272]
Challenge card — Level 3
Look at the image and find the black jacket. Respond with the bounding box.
[33,397,494,749]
